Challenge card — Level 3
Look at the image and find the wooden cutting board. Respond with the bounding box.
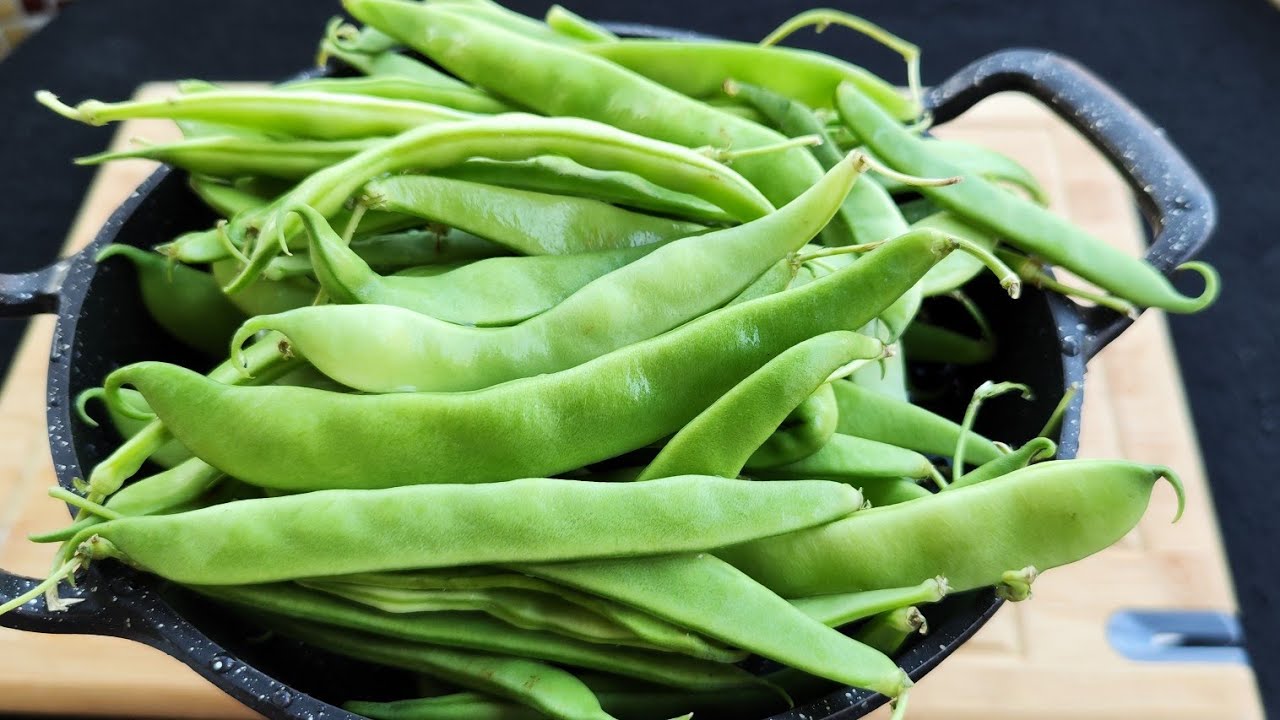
[0,86,1262,719]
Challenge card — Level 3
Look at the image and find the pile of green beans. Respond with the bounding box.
[11,2,1213,719]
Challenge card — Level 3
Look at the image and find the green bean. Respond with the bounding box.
[347,1,828,228]
[870,139,1049,205]
[545,5,617,42]
[790,577,948,628]
[307,209,660,326]
[998,247,1141,317]
[335,571,742,663]
[37,89,471,140]
[718,459,1186,597]
[282,75,512,114]
[436,0,585,47]
[365,175,707,255]
[94,245,244,357]
[263,618,615,720]
[911,212,1001,297]
[76,388,191,468]
[726,255,800,306]
[743,384,839,469]
[950,437,1057,490]
[301,581,655,648]
[836,81,1219,313]
[210,260,317,316]
[111,230,958,490]
[516,553,910,698]
[902,321,996,365]
[319,20,468,87]
[754,433,945,488]
[582,39,916,120]
[69,477,863,583]
[346,694,543,720]
[638,333,863,481]
[858,478,933,507]
[222,114,774,292]
[996,566,1039,602]
[187,176,273,217]
[436,156,736,225]
[77,136,374,181]
[855,606,926,655]
[266,228,507,281]
[198,582,758,691]
[831,379,1003,467]
[233,153,867,393]
[83,334,301,500]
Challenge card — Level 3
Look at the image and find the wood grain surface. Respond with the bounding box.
[0,87,1261,719]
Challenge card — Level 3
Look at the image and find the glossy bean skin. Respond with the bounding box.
[791,576,947,628]
[112,230,952,490]
[224,114,774,291]
[282,75,513,114]
[836,82,1218,313]
[753,433,941,483]
[516,553,910,698]
[41,89,472,140]
[73,477,863,582]
[744,384,839,470]
[365,174,706,255]
[437,156,735,225]
[346,1,830,225]
[583,39,916,120]
[239,153,865,393]
[96,245,244,357]
[307,209,660,326]
[78,136,373,181]
[718,460,1185,597]
[637,332,862,482]
[832,379,1003,466]
[261,618,615,720]
[949,437,1057,490]
[195,582,761,691]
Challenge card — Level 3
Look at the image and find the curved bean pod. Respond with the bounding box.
[267,228,508,281]
[516,553,910,698]
[282,75,513,114]
[837,81,1218,313]
[744,384,840,469]
[638,332,862,481]
[364,174,706,255]
[949,437,1057,490]
[307,208,659,326]
[753,433,944,486]
[210,260,317,317]
[110,230,955,490]
[233,153,867,393]
[718,459,1186,596]
[832,379,1004,467]
[871,139,1049,206]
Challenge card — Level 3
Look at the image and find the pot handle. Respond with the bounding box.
[0,257,76,317]
[925,48,1217,359]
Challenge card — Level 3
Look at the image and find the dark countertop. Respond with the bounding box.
[0,0,1276,714]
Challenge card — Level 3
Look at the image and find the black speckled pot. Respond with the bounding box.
[0,44,1213,720]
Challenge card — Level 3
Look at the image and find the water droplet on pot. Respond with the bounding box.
[209,655,235,673]
[109,577,136,596]
[1060,336,1080,357]
[270,689,294,708]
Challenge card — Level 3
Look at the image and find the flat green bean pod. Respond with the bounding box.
[95,245,244,357]
[831,379,1004,467]
[516,553,910,697]
[949,437,1057,490]
[306,208,661,326]
[109,230,956,490]
[638,332,862,481]
[187,176,273,217]
[582,39,917,120]
[223,113,774,291]
[233,153,868,393]
[282,75,513,114]
[266,228,508,281]
[437,156,736,225]
[68,476,863,583]
[364,174,707,255]
[744,384,840,469]
[197,582,758,690]
[837,81,1218,313]
[210,260,317,317]
[791,576,948,628]
[718,459,1186,597]
[37,89,472,140]
[870,139,1049,205]
[78,136,374,181]
[754,433,945,487]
